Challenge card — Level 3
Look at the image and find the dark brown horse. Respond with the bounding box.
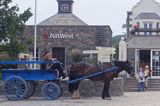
[68,61,134,99]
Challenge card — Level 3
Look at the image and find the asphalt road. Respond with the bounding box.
[0,91,160,106]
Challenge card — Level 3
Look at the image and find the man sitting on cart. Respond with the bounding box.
[42,50,66,79]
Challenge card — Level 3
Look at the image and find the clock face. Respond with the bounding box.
[60,4,69,12]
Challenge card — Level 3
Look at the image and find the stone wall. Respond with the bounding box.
[23,26,112,65]
[23,26,112,48]
[0,78,124,97]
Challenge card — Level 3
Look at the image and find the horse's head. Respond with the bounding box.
[124,60,134,76]
[114,60,134,77]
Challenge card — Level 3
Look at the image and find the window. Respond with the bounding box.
[156,23,159,35]
[149,23,152,35]
[152,51,160,77]
[144,23,148,35]
[144,23,152,35]
[156,23,159,28]
[136,22,140,35]
[29,47,40,61]
[83,53,97,64]
[96,29,105,46]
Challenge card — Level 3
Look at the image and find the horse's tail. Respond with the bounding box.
[64,64,74,76]
[69,64,75,74]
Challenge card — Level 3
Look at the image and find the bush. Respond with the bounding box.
[71,49,83,62]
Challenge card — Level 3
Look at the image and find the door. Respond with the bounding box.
[135,49,140,76]
[151,50,160,78]
[52,47,65,67]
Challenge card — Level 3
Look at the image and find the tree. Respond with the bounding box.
[0,0,32,60]
[71,48,83,62]
[112,34,127,60]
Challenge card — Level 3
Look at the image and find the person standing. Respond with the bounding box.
[136,67,145,92]
[144,65,151,89]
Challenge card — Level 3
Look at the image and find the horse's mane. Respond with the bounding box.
[113,61,128,66]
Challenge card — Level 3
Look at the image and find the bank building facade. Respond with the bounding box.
[23,0,112,66]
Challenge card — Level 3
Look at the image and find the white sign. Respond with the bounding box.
[96,47,116,51]
[83,50,98,54]
[50,33,74,39]
[83,47,116,63]
[96,47,115,62]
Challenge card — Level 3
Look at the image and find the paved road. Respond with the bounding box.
[0,91,160,106]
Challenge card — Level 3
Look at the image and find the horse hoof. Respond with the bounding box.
[103,97,112,100]
[71,95,80,99]
[72,97,80,99]
[71,91,81,99]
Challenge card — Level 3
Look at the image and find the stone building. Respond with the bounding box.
[126,0,160,77]
[23,0,112,66]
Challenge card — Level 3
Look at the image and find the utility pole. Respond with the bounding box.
[34,0,37,69]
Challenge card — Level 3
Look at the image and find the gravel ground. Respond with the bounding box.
[0,91,160,106]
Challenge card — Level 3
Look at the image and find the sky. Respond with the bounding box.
[12,0,160,36]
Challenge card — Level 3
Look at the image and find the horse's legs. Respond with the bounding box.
[68,74,81,99]
[102,80,111,100]
[68,75,76,93]
[68,82,80,99]
[76,90,80,99]
[68,83,74,94]
[72,82,80,99]
[72,90,80,99]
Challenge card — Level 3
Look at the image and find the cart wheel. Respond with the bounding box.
[41,82,61,100]
[3,75,28,101]
[24,81,36,99]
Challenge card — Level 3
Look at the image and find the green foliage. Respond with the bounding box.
[112,35,126,47]
[0,0,32,60]
[112,35,126,60]
[4,41,27,60]
[71,49,83,62]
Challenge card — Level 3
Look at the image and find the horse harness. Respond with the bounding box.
[96,62,119,78]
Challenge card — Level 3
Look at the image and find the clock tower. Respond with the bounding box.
[57,0,74,13]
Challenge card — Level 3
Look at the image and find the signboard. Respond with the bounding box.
[43,32,74,39]
[83,50,98,54]
[96,47,115,62]
[50,33,74,39]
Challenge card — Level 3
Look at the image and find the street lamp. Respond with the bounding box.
[34,0,37,69]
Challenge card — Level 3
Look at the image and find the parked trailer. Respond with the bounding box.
[0,61,62,100]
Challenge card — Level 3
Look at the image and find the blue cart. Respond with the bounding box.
[0,61,62,100]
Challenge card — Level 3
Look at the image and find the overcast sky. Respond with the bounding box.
[12,0,160,36]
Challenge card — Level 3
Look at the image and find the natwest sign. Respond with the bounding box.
[43,32,74,40]
[50,33,74,39]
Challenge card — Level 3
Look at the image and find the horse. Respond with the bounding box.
[68,60,134,100]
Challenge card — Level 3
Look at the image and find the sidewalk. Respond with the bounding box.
[0,91,160,106]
